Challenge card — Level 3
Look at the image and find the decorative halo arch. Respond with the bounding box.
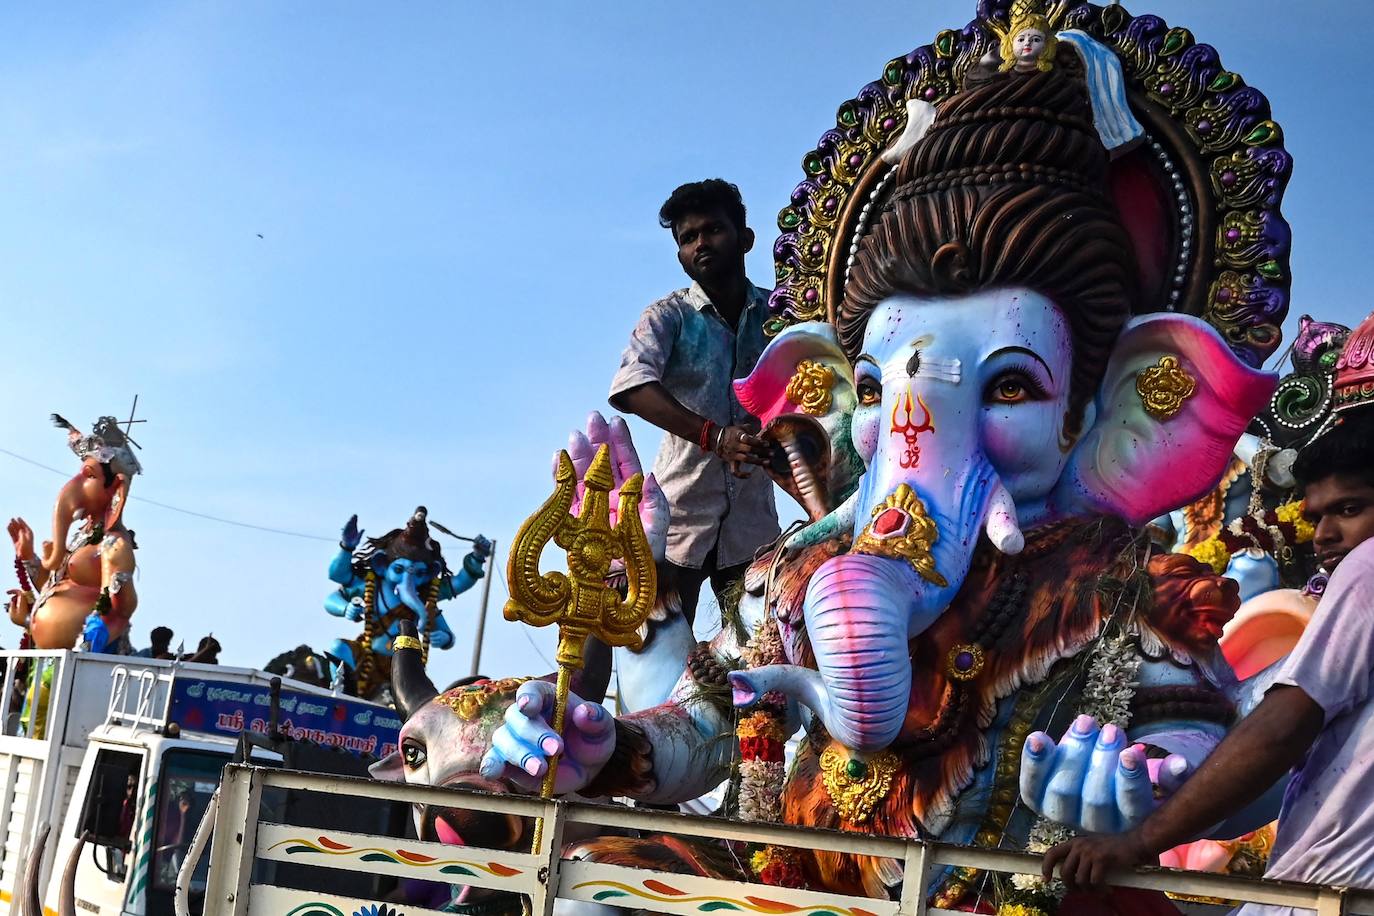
[768,0,1292,368]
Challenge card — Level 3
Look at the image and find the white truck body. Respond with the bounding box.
[0,648,397,916]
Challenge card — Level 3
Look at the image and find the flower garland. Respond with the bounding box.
[738,710,786,824]
[13,555,34,598]
[750,845,807,888]
[1076,630,1142,728]
[737,584,808,888]
[738,608,789,824]
[1184,499,1312,575]
[999,819,1072,916]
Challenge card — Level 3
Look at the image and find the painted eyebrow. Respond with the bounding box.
[855,354,879,369]
[988,346,1054,382]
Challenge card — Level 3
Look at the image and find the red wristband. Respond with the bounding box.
[699,419,717,452]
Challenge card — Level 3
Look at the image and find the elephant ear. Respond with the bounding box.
[735,321,855,427]
[735,322,860,518]
[104,474,131,530]
[1052,314,1278,525]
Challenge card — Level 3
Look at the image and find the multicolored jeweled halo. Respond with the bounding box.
[769,0,1292,369]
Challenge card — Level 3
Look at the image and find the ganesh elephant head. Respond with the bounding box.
[726,66,1282,754]
[730,292,1275,752]
[41,413,141,574]
[42,458,131,571]
[362,507,447,622]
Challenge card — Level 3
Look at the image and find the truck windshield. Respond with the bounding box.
[150,750,225,898]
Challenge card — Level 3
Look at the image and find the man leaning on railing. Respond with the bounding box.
[1043,408,1374,912]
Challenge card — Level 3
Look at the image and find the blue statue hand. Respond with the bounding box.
[479,680,615,795]
[1021,715,1193,834]
[341,514,364,551]
[344,596,367,623]
[428,627,454,650]
[471,535,492,560]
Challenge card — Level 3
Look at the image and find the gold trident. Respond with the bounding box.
[504,444,656,844]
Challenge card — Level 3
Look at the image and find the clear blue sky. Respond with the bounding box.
[0,1,1367,685]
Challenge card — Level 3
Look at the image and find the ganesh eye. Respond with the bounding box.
[984,369,1047,405]
[856,379,882,406]
[402,740,427,770]
[994,380,1026,402]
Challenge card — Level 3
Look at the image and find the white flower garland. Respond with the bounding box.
[1077,630,1142,728]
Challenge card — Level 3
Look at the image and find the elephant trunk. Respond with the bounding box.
[730,554,931,752]
[398,567,429,626]
[730,464,1024,753]
[43,477,83,574]
[391,621,439,718]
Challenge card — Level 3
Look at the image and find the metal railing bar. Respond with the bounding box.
[563,799,911,857]
[253,766,553,817]
[232,766,1374,915]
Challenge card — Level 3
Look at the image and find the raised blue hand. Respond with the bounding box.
[341,514,364,551]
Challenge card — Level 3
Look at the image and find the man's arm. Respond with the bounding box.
[612,381,714,444]
[614,382,769,471]
[1042,685,1323,891]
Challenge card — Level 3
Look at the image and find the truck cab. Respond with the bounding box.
[0,649,400,916]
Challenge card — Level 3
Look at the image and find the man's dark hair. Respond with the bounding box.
[1294,411,1374,491]
[151,626,173,645]
[659,179,747,235]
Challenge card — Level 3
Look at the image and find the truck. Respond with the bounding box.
[0,647,403,916]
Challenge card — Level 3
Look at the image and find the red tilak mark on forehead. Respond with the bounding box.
[891,389,935,469]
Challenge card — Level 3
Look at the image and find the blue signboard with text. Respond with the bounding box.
[169,676,401,759]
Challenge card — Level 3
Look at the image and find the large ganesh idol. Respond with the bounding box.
[8,414,142,652]
[479,1,1293,910]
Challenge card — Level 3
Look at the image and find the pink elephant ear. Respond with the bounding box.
[734,321,855,426]
[1053,314,1277,525]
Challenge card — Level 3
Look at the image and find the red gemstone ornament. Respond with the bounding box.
[872,506,911,538]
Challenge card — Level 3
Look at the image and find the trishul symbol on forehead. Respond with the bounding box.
[891,388,934,469]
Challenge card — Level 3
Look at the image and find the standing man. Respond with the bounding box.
[134,626,175,660]
[609,179,779,624]
[1039,408,1374,908]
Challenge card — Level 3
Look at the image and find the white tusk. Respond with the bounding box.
[984,480,1024,555]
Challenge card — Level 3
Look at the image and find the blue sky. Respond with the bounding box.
[0,1,1368,686]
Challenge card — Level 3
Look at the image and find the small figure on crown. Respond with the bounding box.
[989,0,1069,73]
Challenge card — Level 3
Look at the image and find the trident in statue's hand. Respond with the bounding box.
[503,443,657,818]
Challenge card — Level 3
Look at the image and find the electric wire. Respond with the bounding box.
[1,444,336,542]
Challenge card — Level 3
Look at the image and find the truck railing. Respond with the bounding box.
[106,660,176,733]
[203,764,1374,916]
[0,648,69,741]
